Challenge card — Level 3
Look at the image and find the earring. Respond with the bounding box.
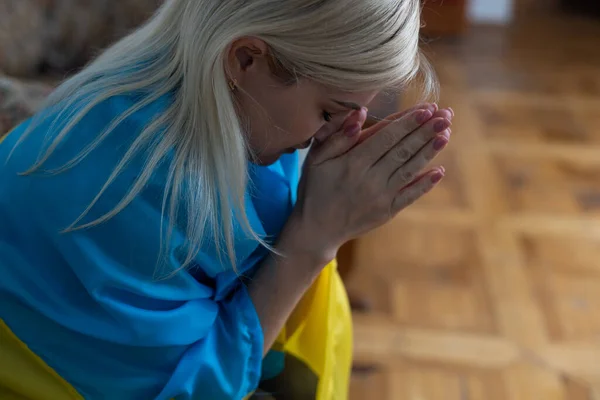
[228,78,238,92]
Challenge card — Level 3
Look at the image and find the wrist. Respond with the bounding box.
[276,213,340,271]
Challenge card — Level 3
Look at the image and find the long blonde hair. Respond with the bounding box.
[14,0,436,272]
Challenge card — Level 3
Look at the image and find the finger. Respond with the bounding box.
[357,107,368,127]
[400,165,445,191]
[358,103,437,145]
[314,107,367,143]
[313,122,338,143]
[342,107,368,132]
[432,108,453,122]
[391,167,444,214]
[387,127,450,189]
[373,115,451,177]
[350,107,440,167]
[308,118,365,165]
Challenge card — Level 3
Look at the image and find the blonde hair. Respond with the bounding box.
[13,0,436,273]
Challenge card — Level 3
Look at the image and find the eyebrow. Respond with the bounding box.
[333,100,362,111]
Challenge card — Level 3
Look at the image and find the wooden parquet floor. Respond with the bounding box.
[346,14,600,400]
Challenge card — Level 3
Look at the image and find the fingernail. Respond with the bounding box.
[434,119,450,133]
[417,110,433,124]
[433,136,448,151]
[431,171,444,184]
[448,107,455,118]
[344,123,361,137]
[439,129,451,141]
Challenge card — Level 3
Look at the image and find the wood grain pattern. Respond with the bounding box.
[346,13,600,399]
[421,0,468,36]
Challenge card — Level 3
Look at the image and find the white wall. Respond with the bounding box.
[468,0,514,24]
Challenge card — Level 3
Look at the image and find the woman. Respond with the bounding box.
[0,0,452,399]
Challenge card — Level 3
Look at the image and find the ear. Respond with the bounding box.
[226,37,269,84]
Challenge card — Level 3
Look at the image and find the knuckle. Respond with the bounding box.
[399,169,414,184]
[410,150,432,169]
[392,146,412,164]
[425,149,436,161]
[413,157,430,171]
[382,129,399,148]
[405,111,426,128]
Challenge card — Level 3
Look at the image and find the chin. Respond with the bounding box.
[252,148,297,166]
[252,154,282,166]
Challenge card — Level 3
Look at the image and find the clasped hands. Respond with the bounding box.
[287,103,453,263]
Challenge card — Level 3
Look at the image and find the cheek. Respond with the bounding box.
[263,99,323,145]
[280,112,323,142]
[240,81,325,148]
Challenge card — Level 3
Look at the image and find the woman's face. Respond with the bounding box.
[228,38,378,165]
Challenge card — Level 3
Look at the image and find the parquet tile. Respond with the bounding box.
[347,12,600,399]
[495,156,600,215]
[409,149,469,209]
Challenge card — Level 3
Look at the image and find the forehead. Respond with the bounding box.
[291,78,379,108]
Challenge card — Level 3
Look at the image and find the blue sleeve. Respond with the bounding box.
[0,97,264,399]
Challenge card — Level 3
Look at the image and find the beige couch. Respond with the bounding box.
[0,0,161,136]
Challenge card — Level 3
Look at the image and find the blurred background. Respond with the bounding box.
[345,0,600,399]
[1,0,599,399]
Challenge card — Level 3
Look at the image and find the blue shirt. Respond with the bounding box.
[0,94,300,399]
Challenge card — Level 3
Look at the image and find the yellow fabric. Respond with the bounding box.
[1,261,353,400]
[285,259,352,399]
[246,259,353,399]
[2,133,76,398]
[0,320,84,400]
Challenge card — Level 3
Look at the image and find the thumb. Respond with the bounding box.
[308,109,366,165]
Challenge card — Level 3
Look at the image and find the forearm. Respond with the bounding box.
[247,218,333,355]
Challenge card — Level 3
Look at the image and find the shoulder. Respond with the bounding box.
[0,93,171,228]
[1,92,169,170]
